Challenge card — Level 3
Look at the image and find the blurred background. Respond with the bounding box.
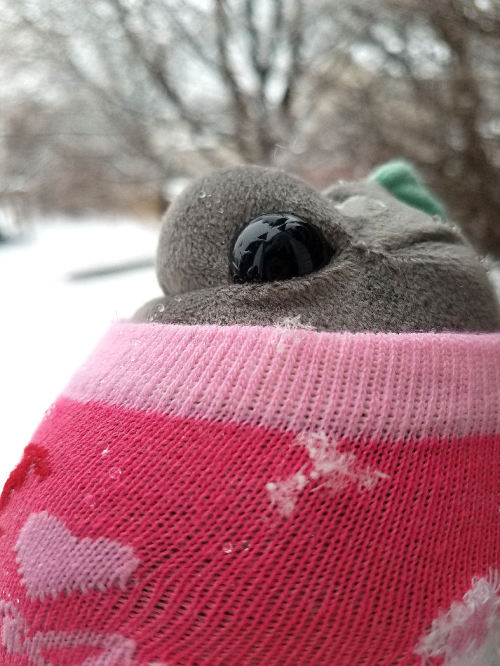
[1,0,500,481]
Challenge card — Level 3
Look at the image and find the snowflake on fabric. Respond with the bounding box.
[266,431,389,517]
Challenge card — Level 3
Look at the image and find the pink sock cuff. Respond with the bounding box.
[64,321,500,443]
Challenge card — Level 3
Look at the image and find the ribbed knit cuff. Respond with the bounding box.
[65,321,500,444]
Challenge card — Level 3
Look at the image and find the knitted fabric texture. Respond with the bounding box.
[0,322,499,665]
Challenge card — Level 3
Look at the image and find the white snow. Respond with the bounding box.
[0,216,161,486]
[266,431,390,517]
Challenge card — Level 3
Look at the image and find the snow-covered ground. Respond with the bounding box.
[0,218,499,488]
[0,216,161,486]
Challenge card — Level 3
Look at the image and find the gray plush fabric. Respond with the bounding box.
[133,165,500,333]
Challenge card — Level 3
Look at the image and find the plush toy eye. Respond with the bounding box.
[230,213,334,283]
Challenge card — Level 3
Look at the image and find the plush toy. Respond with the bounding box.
[0,164,499,666]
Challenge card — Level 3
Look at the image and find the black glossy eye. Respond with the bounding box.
[230,213,334,283]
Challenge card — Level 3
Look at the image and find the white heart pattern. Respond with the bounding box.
[15,512,139,600]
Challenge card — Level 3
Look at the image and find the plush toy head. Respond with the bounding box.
[134,164,499,332]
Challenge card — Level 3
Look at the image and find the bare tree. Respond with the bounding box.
[2,0,330,164]
[1,0,499,254]
[308,0,500,254]
[0,0,343,212]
